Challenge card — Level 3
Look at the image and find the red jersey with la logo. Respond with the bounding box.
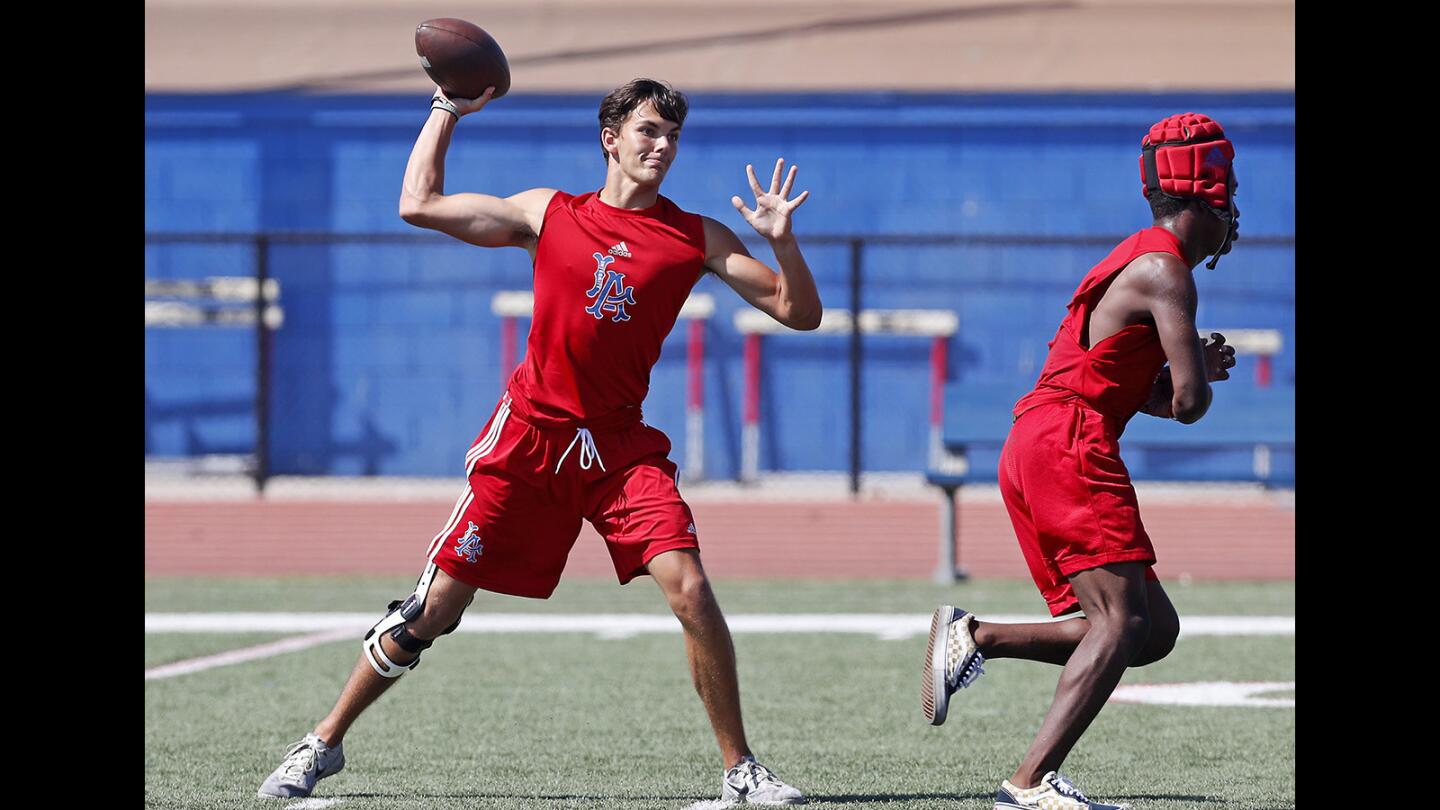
[508,190,707,424]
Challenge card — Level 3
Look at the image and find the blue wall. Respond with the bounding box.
[145,92,1294,479]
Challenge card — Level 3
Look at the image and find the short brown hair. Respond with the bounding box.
[597,79,688,161]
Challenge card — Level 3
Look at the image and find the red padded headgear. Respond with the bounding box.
[1139,112,1235,212]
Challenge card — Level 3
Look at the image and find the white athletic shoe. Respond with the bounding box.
[922,605,986,725]
[995,771,1129,809]
[720,756,805,805]
[256,733,346,799]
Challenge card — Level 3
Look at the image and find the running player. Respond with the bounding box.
[258,78,818,805]
[921,113,1241,810]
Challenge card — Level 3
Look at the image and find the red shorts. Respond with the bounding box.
[425,394,700,598]
[999,402,1157,617]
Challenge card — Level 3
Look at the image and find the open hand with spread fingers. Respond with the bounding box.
[732,158,810,242]
[1203,332,1237,382]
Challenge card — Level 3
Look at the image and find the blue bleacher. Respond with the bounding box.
[930,379,1295,487]
[145,91,1293,478]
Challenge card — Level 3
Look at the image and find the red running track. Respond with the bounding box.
[145,498,1293,580]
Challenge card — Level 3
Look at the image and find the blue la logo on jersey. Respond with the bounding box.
[585,252,637,322]
[454,521,484,563]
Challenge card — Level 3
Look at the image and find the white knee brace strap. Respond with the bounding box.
[361,562,443,679]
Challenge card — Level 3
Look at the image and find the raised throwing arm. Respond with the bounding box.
[399,86,556,255]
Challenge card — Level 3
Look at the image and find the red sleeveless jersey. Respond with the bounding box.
[507,190,707,428]
[1012,227,1184,424]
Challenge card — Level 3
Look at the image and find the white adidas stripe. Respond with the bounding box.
[466,420,503,465]
[424,399,511,560]
[467,398,510,456]
[423,487,474,561]
[466,400,511,466]
[465,414,509,471]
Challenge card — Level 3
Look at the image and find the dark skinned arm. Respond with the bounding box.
[1131,254,1211,423]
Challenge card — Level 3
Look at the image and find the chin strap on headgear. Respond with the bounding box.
[1139,112,1238,269]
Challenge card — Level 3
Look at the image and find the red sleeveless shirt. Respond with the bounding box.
[1012,227,1183,425]
[506,190,707,428]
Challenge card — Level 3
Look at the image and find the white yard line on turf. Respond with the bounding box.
[145,613,1293,680]
[144,627,359,680]
[288,800,343,809]
[145,612,1294,640]
[679,801,735,810]
[1110,680,1295,708]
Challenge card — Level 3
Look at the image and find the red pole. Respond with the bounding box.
[744,333,760,426]
[928,335,949,470]
[685,319,706,480]
[742,332,761,481]
[500,316,516,392]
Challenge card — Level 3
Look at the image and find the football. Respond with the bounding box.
[415,18,511,101]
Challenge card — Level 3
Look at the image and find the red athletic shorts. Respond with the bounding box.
[425,394,700,599]
[999,401,1158,617]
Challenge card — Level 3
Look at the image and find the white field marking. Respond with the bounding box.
[145,614,1293,680]
[679,801,735,810]
[1109,680,1295,708]
[145,613,1293,641]
[144,627,358,680]
[288,801,342,810]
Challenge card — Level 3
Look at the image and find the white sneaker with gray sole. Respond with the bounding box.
[721,756,805,805]
[257,733,345,799]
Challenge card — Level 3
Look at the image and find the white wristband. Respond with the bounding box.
[430,96,459,119]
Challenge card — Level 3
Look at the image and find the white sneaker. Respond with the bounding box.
[257,733,346,799]
[720,756,805,805]
[995,771,1129,809]
[922,605,985,725]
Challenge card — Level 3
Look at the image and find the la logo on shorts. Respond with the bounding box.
[454,521,484,563]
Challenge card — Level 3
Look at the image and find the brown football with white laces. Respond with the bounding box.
[415,18,510,101]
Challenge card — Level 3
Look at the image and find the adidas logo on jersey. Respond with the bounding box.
[608,242,632,258]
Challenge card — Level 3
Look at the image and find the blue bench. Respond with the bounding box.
[925,381,1294,582]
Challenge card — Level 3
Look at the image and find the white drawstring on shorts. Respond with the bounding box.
[555,428,607,473]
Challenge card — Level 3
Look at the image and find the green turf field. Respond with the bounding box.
[145,577,1294,809]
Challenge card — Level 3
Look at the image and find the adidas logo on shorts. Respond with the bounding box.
[686,522,696,534]
[608,241,632,258]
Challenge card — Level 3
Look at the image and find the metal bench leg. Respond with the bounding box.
[934,483,969,583]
